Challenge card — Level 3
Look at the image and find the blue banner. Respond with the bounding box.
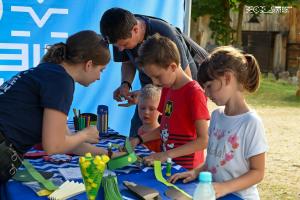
[0,0,185,135]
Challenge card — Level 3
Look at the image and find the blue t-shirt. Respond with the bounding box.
[113,15,197,87]
[0,63,74,153]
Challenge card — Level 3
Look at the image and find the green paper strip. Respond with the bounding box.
[107,152,137,170]
[154,160,192,199]
[22,160,58,191]
[124,138,133,153]
[107,138,137,170]
[103,175,122,200]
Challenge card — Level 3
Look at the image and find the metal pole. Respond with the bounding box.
[183,0,192,36]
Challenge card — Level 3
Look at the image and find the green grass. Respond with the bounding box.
[246,77,300,107]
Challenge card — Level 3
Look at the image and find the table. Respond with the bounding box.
[1,127,242,200]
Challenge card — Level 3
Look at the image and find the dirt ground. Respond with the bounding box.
[255,106,300,200]
[207,102,300,200]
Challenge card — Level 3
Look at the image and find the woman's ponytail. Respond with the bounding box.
[42,42,66,64]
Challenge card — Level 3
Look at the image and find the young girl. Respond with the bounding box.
[132,34,210,169]
[0,30,111,183]
[169,46,268,199]
[136,84,161,152]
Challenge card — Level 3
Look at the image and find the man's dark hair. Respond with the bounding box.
[100,8,137,43]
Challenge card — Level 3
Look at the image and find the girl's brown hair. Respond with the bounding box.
[197,46,261,93]
[138,33,180,69]
[42,30,110,66]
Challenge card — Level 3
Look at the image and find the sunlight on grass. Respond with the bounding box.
[246,77,300,107]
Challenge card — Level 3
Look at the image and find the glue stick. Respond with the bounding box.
[166,158,172,176]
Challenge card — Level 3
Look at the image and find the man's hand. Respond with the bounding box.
[113,83,130,102]
[117,90,140,107]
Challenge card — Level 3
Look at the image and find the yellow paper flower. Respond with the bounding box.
[101,154,110,163]
[79,157,86,163]
[85,152,92,158]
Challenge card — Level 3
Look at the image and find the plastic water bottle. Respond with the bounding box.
[193,171,216,200]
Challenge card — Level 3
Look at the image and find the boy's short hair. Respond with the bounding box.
[100,8,137,43]
[138,33,180,69]
[138,84,161,102]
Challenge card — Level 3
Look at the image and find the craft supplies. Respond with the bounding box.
[79,153,110,200]
[22,160,58,191]
[43,154,72,164]
[153,160,192,199]
[108,142,113,158]
[123,181,160,199]
[13,169,53,182]
[97,105,108,135]
[48,180,85,200]
[73,110,97,131]
[102,175,122,200]
[166,157,172,177]
[107,138,137,170]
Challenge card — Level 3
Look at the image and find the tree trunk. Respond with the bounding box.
[236,2,245,47]
[223,0,232,45]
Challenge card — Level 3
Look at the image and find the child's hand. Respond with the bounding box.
[168,169,198,184]
[82,126,100,144]
[129,137,140,149]
[213,182,228,198]
[143,152,168,166]
[111,151,126,158]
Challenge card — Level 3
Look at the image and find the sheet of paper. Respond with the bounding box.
[58,167,82,180]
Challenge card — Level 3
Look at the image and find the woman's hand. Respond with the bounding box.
[82,126,100,144]
[168,169,198,184]
[143,152,168,166]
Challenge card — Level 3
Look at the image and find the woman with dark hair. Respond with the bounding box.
[0,30,111,183]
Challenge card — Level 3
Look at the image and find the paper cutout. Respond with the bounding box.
[48,180,85,200]
[79,153,110,200]
[107,138,137,170]
[13,169,53,182]
[153,161,192,199]
[22,160,58,191]
[165,187,192,200]
[102,175,122,200]
[58,167,81,180]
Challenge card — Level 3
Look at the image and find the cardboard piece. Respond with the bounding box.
[165,186,192,200]
[123,181,162,200]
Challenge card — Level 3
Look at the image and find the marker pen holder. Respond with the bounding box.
[74,113,97,131]
[97,105,108,135]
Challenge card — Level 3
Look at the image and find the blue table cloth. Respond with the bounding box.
[1,126,242,200]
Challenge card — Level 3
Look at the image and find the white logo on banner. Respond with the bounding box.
[0,0,3,20]
[0,2,69,74]
[11,6,68,28]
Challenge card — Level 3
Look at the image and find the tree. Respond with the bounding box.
[192,0,299,46]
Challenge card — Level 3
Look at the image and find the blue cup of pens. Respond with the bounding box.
[73,109,97,131]
[97,105,108,135]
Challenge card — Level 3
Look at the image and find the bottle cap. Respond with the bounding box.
[167,158,172,163]
[199,171,212,182]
